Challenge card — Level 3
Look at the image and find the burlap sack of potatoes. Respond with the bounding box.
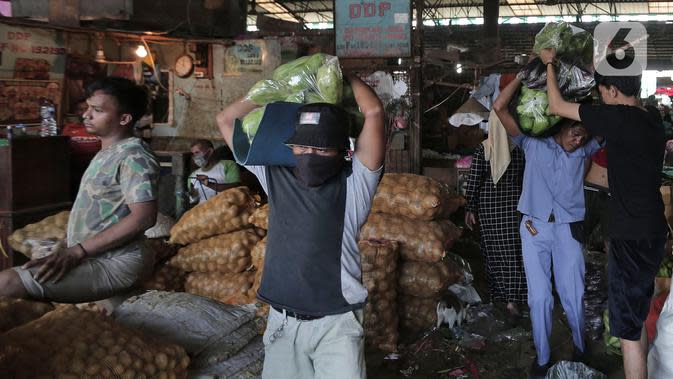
[398,260,464,298]
[399,295,441,332]
[248,204,269,231]
[0,297,54,334]
[359,240,399,352]
[169,187,257,245]
[360,213,462,262]
[372,174,465,221]
[0,305,190,378]
[249,239,268,318]
[8,211,70,258]
[169,230,260,274]
[364,300,399,352]
[140,263,188,292]
[185,272,257,305]
[250,237,267,271]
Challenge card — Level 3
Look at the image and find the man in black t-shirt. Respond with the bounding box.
[542,49,666,379]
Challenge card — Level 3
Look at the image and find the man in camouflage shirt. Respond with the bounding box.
[0,77,159,302]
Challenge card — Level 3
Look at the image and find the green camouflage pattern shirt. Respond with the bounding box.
[67,137,159,254]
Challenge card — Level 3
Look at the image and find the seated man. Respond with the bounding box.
[0,77,159,303]
[188,139,241,204]
[494,76,600,378]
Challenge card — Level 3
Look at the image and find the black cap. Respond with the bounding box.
[285,103,349,150]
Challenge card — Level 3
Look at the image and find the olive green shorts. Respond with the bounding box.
[12,246,154,303]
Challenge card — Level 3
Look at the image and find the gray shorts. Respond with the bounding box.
[262,308,365,379]
[12,245,154,303]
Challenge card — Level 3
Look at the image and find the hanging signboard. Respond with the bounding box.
[0,23,67,79]
[334,0,411,58]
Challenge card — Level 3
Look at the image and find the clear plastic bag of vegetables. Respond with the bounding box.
[240,106,266,143]
[517,57,595,100]
[245,53,343,106]
[534,21,594,67]
[509,86,563,137]
[246,80,288,105]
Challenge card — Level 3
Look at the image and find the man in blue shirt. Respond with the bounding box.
[494,76,600,378]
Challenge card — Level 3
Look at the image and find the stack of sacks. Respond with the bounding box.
[360,173,465,333]
[114,291,261,376]
[398,260,464,332]
[249,205,270,317]
[359,240,399,352]
[0,305,190,378]
[168,187,264,306]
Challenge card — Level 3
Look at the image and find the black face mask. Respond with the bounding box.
[292,153,344,187]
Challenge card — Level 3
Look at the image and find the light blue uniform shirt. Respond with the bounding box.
[512,135,600,223]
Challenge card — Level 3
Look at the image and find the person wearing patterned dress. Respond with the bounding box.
[0,77,159,303]
[465,141,527,321]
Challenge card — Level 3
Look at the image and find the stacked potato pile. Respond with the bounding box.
[360,174,465,335]
[169,187,257,245]
[8,211,69,259]
[168,187,265,306]
[248,205,270,317]
[0,305,189,378]
[359,240,399,352]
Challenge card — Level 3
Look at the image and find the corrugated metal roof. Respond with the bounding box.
[251,0,673,25]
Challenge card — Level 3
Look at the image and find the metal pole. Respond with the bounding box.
[411,0,424,174]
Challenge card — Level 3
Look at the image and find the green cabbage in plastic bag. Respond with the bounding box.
[247,53,344,107]
[305,91,325,104]
[285,91,305,103]
[515,88,562,136]
[241,106,265,142]
[316,57,343,104]
[272,53,326,93]
[246,80,288,105]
